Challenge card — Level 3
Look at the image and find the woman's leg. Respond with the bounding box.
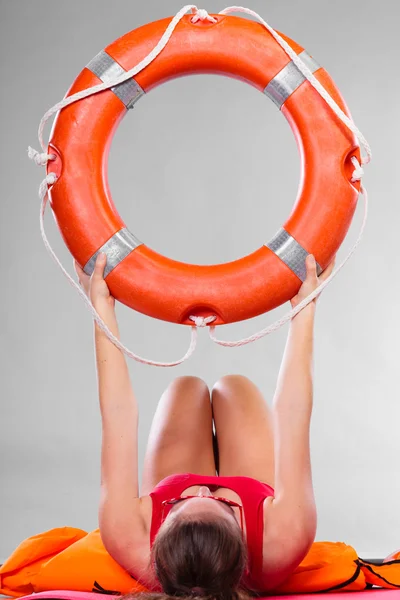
[141,376,217,495]
[211,374,275,486]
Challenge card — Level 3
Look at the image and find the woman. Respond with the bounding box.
[74,252,335,599]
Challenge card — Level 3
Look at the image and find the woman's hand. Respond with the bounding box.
[290,254,336,309]
[74,253,115,310]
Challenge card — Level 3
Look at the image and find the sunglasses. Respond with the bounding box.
[161,496,244,532]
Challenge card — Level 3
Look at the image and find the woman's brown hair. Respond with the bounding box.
[125,514,251,600]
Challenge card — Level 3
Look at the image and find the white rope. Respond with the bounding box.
[28,146,56,166]
[196,5,372,341]
[33,169,201,367]
[208,179,368,347]
[27,5,219,367]
[350,156,364,182]
[190,8,218,23]
[218,6,372,169]
[189,315,217,327]
[27,4,371,361]
[32,5,212,154]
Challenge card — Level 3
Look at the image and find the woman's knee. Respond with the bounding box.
[167,375,209,393]
[211,375,261,410]
[162,376,210,408]
[212,374,254,395]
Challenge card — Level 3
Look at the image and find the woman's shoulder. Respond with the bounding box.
[260,499,314,590]
[106,496,152,547]
[105,496,153,585]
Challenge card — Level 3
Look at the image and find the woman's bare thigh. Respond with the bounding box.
[211,374,275,486]
[141,376,216,495]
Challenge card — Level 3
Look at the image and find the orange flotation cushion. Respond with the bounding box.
[1,528,399,597]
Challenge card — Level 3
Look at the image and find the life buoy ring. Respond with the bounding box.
[47,14,360,326]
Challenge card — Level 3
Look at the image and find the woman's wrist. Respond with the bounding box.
[93,299,115,316]
[287,302,315,365]
[290,301,316,328]
[93,301,120,339]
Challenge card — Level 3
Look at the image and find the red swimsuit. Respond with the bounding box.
[149,473,275,592]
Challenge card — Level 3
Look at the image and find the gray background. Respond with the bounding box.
[1,0,399,563]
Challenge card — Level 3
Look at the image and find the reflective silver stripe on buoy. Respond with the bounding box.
[83,229,143,277]
[86,50,144,109]
[264,51,321,109]
[265,228,322,281]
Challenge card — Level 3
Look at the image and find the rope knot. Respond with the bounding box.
[350,156,364,182]
[38,172,58,201]
[189,315,217,327]
[191,8,218,23]
[28,146,56,166]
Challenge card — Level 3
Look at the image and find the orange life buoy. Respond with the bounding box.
[47,14,360,326]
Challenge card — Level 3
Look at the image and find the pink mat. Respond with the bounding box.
[16,590,400,600]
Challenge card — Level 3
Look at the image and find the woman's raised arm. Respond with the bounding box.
[263,255,335,582]
[74,254,142,560]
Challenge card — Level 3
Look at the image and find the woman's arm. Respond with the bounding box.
[95,303,142,549]
[74,255,144,561]
[271,301,317,535]
[261,305,317,587]
[263,255,335,582]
